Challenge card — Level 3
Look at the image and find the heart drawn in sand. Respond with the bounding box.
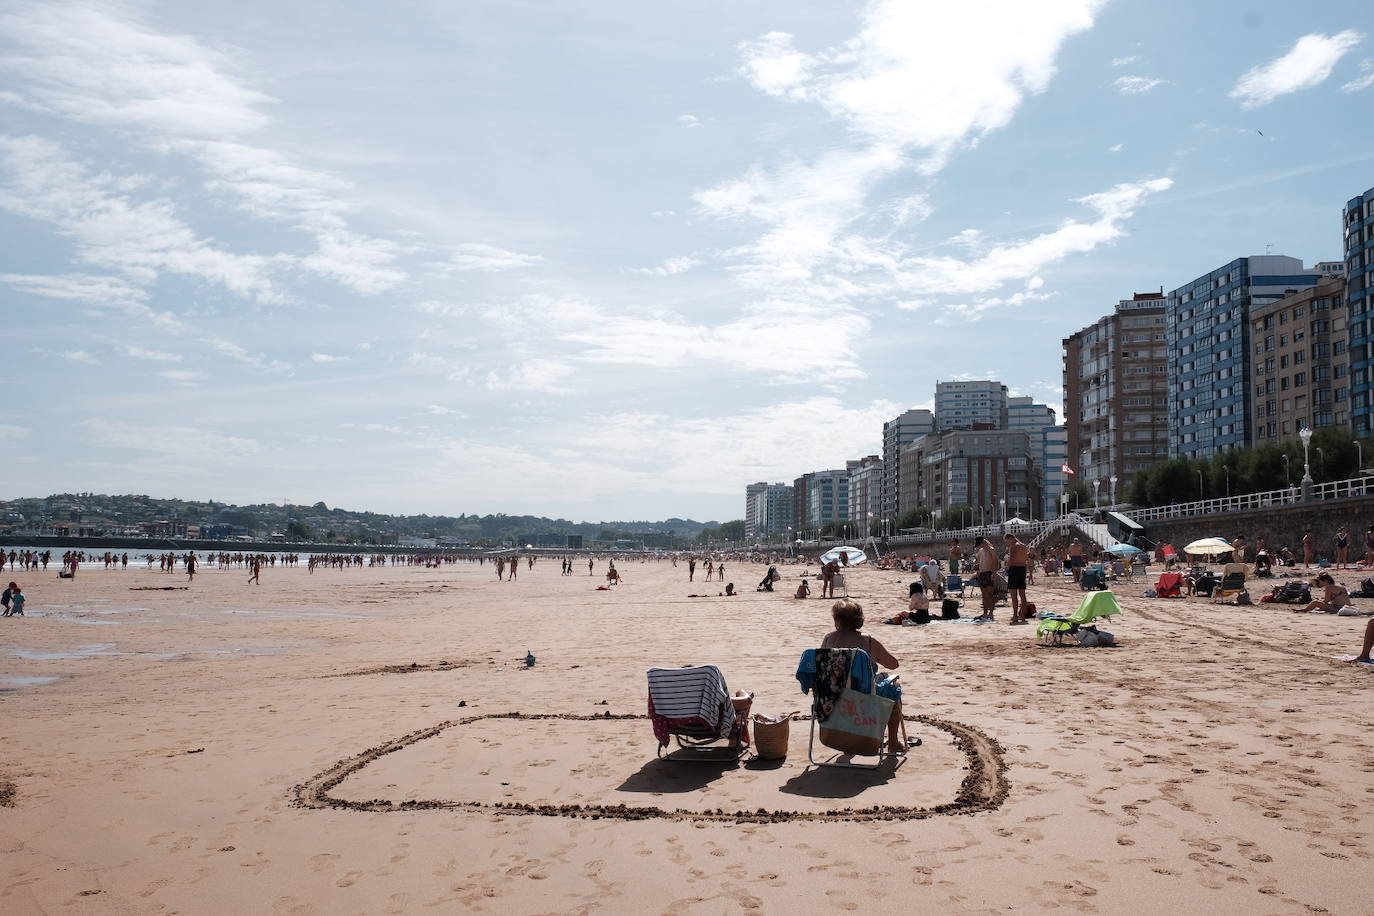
[292,712,1009,823]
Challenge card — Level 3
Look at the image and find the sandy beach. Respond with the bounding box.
[2,557,1372,914]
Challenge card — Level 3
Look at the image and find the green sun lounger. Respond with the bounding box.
[1037,591,1121,646]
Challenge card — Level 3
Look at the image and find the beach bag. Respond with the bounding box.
[909,607,931,625]
[752,713,794,760]
[1023,601,1037,619]
[941,598,961,620]
[817,688,893,756]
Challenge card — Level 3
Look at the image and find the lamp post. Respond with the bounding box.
[1282,454,1290,485]
[1092,478,1101,507]
[1299,426,1314,500]
[1196,469,1203,500]
[1356,439,1364,474]
[1000,497,1006,523]
[1110,475,1118,507]
[1060,493,1068,519]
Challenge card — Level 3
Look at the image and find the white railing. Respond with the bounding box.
[1122,475,1374,523]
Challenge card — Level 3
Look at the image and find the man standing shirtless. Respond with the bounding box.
[1003,534,1029,625]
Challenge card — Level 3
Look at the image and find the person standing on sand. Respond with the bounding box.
[1304,529,1314,567]
[1068,538,1085,582]
[508,557,518,581]
[973,537,998,621]
[1003,533,1029,625]
[948,539,963,574]
[588,558,594,576]
[248,558,261,584]
[186,552,197,582]
[1335,527,1351,568]
[688,557,696,581]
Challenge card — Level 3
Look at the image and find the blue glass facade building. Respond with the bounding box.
[1346,188,1374,432]
[1167,255,1320,458]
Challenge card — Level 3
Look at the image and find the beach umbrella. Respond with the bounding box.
[821,545,869,566]
[1183,537,1234,556]
[1103,543,1143,556]
[1004,516,1030,527]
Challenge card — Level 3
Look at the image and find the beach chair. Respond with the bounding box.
[799,648,908,770]
[945,574,964,597]
[1080,564,1108,591]
[646,665,748,761]
[1037,591,1122,647]
[1212,563,1249,604]
[1154,572,1183,598]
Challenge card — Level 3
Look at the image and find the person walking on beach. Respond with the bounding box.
[1304,528,1314,567]
[1,581,16,617]
[185,552,197,582]
[973,537,998,621]
[5,585,24,617]
[508,556,518,581]
[1003,533,1029,625]
[248,558,261,585]
[688,557,696,581]
[1068,538,1085,582]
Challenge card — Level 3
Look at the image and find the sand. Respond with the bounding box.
[1,557,1372,914]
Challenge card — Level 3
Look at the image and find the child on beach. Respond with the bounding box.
[1,581,16,616]
[794,580,811,599]
[5,585,24,617]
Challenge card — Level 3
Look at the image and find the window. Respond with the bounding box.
[1281,376,1290,391]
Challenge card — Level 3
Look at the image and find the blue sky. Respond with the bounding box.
[2,0,1372,521]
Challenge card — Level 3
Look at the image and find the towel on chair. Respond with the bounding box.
[647,666,733,745]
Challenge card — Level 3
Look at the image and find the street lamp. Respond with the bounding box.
[1356,439,1364,474]
[999,498,1006,523]
[1299,426,1314,500]
[1282,454,1290,485]
[1060,493,1069,519]
[1092,479,1101,506]
[1110,475,1118,507]
[1196,469,1203,499]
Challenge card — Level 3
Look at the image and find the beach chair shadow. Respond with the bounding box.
[778,759,901,799]
[616,757,738,794]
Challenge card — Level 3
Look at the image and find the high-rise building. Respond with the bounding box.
[1062,293,1169,496]
[1250,276,1350,439]
[744,482,768,539]
[1007,396,1067,518]
[792,472,814,534]
[910,428,1040,520]
[847,455,883,532]
[805,470,851,530]
[1344,187,1374,432]
[935,380,1008,431]
[1167,256,1323,458]
[880,408,934,520]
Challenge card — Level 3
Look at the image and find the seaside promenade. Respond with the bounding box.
[2,558,1371,913]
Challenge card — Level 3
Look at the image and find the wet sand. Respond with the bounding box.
[2,558,1372,914]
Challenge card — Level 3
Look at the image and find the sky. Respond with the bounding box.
[3,0,1373,522]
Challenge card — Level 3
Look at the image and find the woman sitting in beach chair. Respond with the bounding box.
[811,600,906,757]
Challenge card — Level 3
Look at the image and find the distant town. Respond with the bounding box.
[0,493,733,550]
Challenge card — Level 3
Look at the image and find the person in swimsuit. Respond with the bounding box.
[1335,527,1350,568]
[1300,573,1353,613]
[1303,529,1314,568]
[1003,533,1030,625]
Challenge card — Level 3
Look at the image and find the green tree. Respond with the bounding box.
[716,519,745,543]
[285,519,313,541]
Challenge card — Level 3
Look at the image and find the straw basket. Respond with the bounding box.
[752,713,794,759]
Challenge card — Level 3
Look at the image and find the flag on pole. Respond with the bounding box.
[1061,464,1076,475]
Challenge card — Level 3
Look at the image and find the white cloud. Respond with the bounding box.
[310,352,348,363]
[1342,59,1374,93]
[1230,30,1363,108]
[0,271,185,330]
[678,114,702,128]
[127,346,183,362]
[158,369,205,382]
[1110,55,1139,67]
[0,135,287,303]
[0,424,31,437]
[61,350,98,364]
[0,4,412,295]
[1107,143,1124,152]
[1113,75,1169,94]
[484,359,575,393]
[206,337,289,372]
[82,417,262,461]
[438,243,543,272]
[629,256,703,276]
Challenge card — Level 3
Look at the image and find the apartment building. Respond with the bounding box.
[1249,276,1349,440]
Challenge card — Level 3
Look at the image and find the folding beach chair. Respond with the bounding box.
[1080,564,1108,590]
[799,648,908,770]
[1037,591,1122,647]
[646,665,748,761]
[945,574,964,597]
[1212,563,1249,604]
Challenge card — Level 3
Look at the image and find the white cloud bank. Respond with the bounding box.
[1230,30,1362,108]
[1113,75,1169,94]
